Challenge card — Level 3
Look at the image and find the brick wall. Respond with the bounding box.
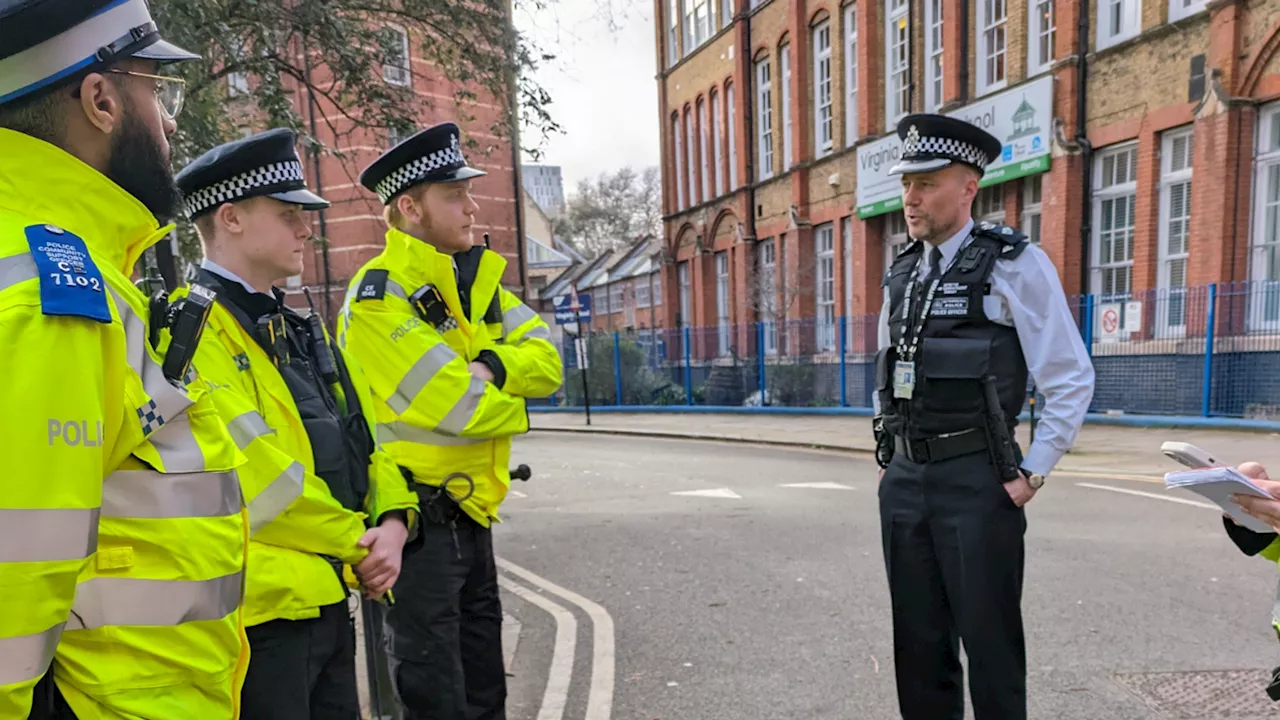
[653,0,1280,351]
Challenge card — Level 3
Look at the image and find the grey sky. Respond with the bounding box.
[515,0,661,194]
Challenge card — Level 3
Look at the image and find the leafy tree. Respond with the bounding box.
[552,166,661,256]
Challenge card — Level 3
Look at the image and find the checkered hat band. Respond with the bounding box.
[183,160,306,218]
[374,145,466,203]
[910,135,988,167]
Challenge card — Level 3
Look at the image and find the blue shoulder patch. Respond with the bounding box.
[24,224,112,323]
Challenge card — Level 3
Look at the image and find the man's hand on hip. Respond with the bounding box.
[1003,471,1038,508]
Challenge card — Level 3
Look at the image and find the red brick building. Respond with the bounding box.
[274,24,526,322]
[655,0,1280,357]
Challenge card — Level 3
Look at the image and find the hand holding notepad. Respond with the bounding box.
[1164,466,1275,533]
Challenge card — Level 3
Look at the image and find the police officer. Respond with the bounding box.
[173,128,421,719]
[872,114,1095,720]
[0,1,253,718]
[337,122,563,719]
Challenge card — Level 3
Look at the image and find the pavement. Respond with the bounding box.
[486,433,1280,720]
[528,411,1280,479]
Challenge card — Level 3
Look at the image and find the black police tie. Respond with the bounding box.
[925,246,943,286]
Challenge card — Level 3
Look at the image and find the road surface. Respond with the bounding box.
[460,434,1280,719]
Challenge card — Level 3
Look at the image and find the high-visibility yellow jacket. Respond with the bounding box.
[177,274,419,627]
[0,129,250,720]
[337,228,562,526]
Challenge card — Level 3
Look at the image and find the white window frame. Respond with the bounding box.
[1249,103,1280,332]
[756,57,774,181]
[813,22,834,158]
[673,116,685,210]
[815,224,836,352]
[1022,175,1043,245]
[653,273,663,305]
[924,0,944,111]
[884,213,909,272]
[1027,0,1055,76]
[1098,0,1141,50]
[758,239,778,355]
[716,251,731,356]
[727,84,739,189]
[678,261,692,327]
[1091,142,1139,302]
[699,99,711,202]
[975,185,1005,223]
[1169,0,1208,23]
[722,0,733,28]
[610,284,625,314]
[977,0,1008,95]
[381,25,411,87]
[1157,128,1194,337]
[844,4,858,147]
[684,0,696,53]
[712,90,725,196]
[668,0,682,66]
[635,277,652,309]
[884,0,910,127]
[685,110,697,205]
[780,44,793,169]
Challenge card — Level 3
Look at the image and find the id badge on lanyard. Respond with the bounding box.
[893,261,942,400]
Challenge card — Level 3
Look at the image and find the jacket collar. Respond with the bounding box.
[0,129,173,275]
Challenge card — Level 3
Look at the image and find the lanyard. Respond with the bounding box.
[894,232,976,362]
[896,265,938,363]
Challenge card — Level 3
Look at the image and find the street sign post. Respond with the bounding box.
[566,287,591,426]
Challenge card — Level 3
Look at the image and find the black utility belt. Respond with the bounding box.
[893,428,988,464]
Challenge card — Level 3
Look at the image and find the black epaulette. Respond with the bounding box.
[355,269,390,302]
[973,220,1029,260]
[897,239,923,258]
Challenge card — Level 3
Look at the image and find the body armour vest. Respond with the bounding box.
[200,270,372,512]
[877,223,1030,439]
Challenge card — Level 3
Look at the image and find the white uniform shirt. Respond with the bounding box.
[201,258,265,296]
[874,218,1095,478]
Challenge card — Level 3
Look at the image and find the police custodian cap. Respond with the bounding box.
[358,122,487,205]
[0,0,200,107]
[175,128,330,220]
[888,113,1004,177]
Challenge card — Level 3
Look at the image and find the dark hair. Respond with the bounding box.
[0,85,67,144]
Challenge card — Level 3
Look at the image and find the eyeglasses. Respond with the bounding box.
[103,69,187,120]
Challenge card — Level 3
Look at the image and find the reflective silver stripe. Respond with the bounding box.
[386,279,409,301]
[66,572,243,630]
[0,623,62,686]
[101,470,240,519]
[110,290,206,472]
[437,376,485,436]
[377,421,484,447]
[524,324,552,341]
[248,461,304,534]
[1272,576,1280,630]
[228,410,274,450]
[501,304,537,335]
[389,344,457,414]
[0,508,98,563]
[0,252,37,293]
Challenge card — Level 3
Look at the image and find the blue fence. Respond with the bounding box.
[533,282,1280,421]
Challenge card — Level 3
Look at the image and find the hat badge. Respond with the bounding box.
[903,125,921,155]
[450,134,461,154]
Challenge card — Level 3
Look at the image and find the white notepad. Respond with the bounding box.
[1164,466,1276,534]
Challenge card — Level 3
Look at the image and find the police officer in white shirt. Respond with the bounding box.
[871,113,1095,720]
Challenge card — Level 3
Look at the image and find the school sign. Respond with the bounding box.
[855,75,1054,219]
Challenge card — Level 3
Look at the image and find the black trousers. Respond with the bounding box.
[878,449,1028,720]
[385,513,506,720]
[27,673,77,720]
[240,599,360,720]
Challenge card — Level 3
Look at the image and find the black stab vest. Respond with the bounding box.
[198,269,371,513]
[876,224,1030,439]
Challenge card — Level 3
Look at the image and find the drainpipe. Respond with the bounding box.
[1076,0,1093,299]
[743,2,758,325]
[302,33,333,324]
[958,0,969,103]
[507,0,528,300]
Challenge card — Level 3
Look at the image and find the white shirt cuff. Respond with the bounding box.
[1022,442,1061,478]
